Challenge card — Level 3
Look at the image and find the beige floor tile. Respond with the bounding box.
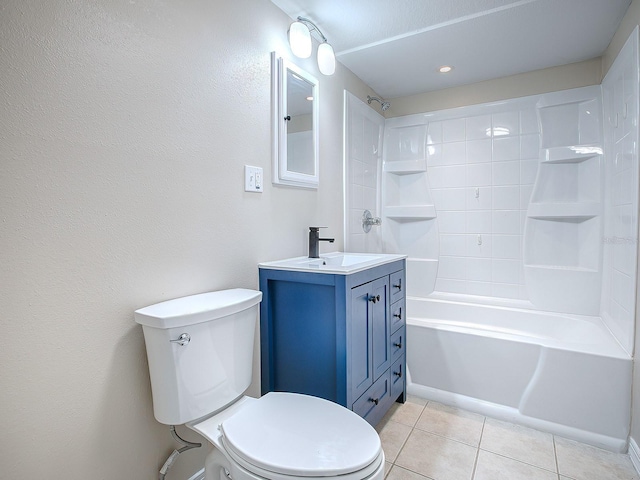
[473,450,557,480]
[396,429,477,480]
[407,395,429,406]
[555,436,639,480]
[377,419,413,463]
[414,401,485,447]
[384,401,426,427]
[387,465,434,480]
[480,418,556,471]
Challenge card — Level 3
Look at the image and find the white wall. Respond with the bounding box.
[0,1,378,478]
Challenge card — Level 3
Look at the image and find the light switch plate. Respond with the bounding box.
[244,165,263,193]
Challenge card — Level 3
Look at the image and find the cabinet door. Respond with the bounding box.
[370,277,390,381]
[350,276,389,400]
[350,282,374,401]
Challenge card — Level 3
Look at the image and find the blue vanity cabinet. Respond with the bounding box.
[259,259,406,426]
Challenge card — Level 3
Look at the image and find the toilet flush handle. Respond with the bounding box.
[170,333,191,346]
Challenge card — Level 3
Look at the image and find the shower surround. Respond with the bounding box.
[345,29,639,451]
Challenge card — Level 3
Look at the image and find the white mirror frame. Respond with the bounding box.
[271,52,320,189]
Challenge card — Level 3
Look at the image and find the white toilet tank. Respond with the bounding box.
[134,289,262,425]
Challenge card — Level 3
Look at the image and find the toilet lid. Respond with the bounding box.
[219,392,382,477]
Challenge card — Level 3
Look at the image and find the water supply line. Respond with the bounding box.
[158,425,202,480]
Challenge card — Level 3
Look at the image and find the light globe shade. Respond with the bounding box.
[317,42,336,75]
[288,21,312,58]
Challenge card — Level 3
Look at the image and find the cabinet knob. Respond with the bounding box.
[393,340,403,349]
[393,279,402,290]
[369,294,381,303]
[369,397,379,405]
[393,309,402,319]
[394,369,403,378]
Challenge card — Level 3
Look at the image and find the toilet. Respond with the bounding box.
[135,288,385,480]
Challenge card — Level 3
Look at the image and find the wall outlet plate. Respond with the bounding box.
[244,165,263,193]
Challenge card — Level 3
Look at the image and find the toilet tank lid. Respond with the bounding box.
[134,289,262,329]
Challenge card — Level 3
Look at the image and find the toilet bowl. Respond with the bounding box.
[135,289,384,480]
[190,393,384,480]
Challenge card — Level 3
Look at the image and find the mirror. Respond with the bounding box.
[272,53,319,188]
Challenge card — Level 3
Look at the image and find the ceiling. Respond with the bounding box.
[270,0,632,99]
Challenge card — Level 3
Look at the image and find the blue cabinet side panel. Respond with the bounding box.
[269,280,338,402]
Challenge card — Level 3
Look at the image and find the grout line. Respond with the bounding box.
[408,425,483,448]
[393,465,437,480]
[477,448,560,474]
[470,418,486,480]
[553,435,561,478]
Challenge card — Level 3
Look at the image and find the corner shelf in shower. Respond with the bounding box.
[383,160,427,174]
[524,264,598,273]
[527,202,600,219]
[385,204,436,220]
[542,145,602,164]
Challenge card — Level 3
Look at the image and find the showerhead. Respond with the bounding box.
[367,95,391,111]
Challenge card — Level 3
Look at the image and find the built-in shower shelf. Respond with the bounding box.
[527,202,599,219]
[383,160,427,174]
[385,204,436,220]
[524,264,598,273]
[543,145,602,164]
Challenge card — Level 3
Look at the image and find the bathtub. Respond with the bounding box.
[406,296,632,452]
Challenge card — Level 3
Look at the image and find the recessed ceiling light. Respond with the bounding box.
[439,65,453,73]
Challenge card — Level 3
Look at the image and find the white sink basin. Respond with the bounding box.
[259,252,406,274]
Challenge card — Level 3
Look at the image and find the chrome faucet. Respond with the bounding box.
[309,227,335,258]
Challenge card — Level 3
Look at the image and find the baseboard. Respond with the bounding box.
[630,437,640,475]
[187,468,205,480]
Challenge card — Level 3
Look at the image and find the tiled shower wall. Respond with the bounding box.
[601,29,639,354]
[426,104,540,299]
[345,92,384,253]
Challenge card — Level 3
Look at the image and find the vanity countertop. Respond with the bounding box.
[258,252,406,275]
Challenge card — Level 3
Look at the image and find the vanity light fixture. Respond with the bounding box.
[439,65,453,73]
[288,16,336,76]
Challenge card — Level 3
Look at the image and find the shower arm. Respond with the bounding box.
[367,95,390,111]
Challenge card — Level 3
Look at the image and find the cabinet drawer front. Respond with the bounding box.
[390,326,405,362]
[390,355,405,401]
[389,270,405,304]
[390,298,405,333]
[352,372,392,426]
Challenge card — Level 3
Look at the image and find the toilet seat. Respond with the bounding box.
[192,392,383,480]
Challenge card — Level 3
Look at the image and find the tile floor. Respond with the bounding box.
[377,396,638,480]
